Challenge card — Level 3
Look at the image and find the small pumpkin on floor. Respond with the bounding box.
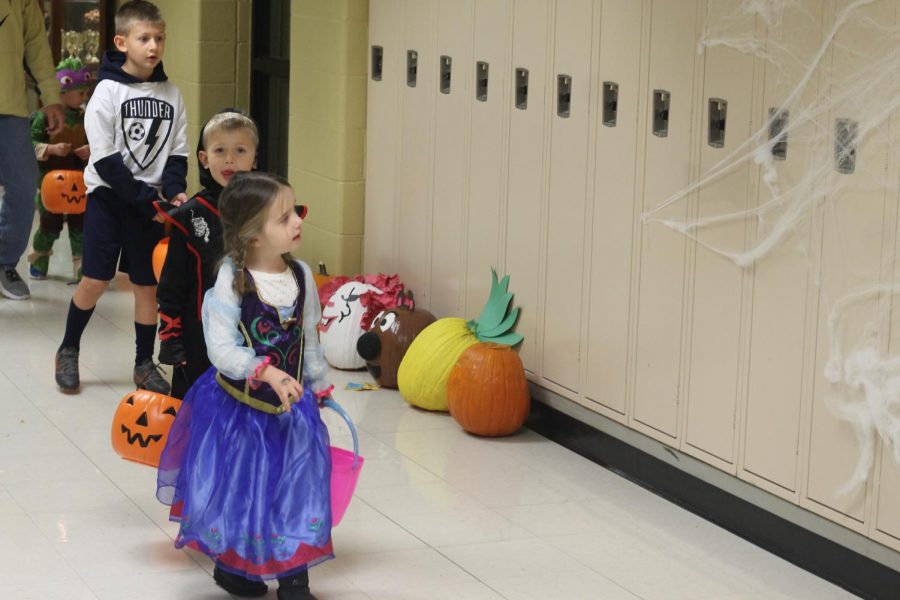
[447,342,530,436]
[111,389,181,467]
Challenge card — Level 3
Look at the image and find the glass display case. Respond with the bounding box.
[46,0,110,73]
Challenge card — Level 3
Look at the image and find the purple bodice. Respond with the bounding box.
[219,261,307,411]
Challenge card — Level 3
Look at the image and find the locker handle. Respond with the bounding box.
[602,81,618,127]
[652,89,670,137]
[557,74,572,118]
[407,50,418,88]
[476,61,489,101]
[708,98,727,148]
[768,108,788,161]
[371,45,383,81]
[440,55,452,95]
[515,68,529,110]
[835,118,857,174]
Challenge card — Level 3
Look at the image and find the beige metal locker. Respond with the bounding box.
[504,0,553,374]
[364,0,403,275]
[585,0,644,416]
[631,0,701,440]
[465,0,512,318]
[683,1,757,469]
[805,0,894,527]
[430,2,475,318]
[396,0,438,308]
[875,442,900,551]
[540,0,595,392]
[742,0,824,496]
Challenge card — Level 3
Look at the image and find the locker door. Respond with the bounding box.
[805,0,895,526]
[683,0,756,468]
[631,0,700,440]
[430,2,474,318]
[505,0,552,374]
[743,0,824,495]
[396,0,438,308]
[465,0,512,317]
[585,0,644,415]
[540,0,595,392]
[364,0,403,274]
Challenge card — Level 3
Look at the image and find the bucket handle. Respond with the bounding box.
[322,397,361,470]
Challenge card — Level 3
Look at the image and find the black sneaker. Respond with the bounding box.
[55,347,80,393]
[133,359,171,394]
[278,572,317,600]
[213,566,268,597]
[0,268,30,300]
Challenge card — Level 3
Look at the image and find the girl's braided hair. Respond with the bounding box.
[218,171,294,296]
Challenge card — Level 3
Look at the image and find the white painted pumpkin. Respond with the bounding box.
[319,281,385,369]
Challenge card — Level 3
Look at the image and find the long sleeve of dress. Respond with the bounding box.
[201,259,266,380]
[298,260,332,395]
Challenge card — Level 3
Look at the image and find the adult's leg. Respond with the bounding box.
[0,116,40,298]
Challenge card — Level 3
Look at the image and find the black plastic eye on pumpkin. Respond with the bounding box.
[163,406,177,417]
[126,396,135,405]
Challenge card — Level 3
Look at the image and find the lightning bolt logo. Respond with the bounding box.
[143,117,162,162]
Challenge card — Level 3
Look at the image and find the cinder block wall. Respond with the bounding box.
[289,0,369,276]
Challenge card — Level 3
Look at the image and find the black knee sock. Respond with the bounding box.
[135,322,157,365]
[60,300,95,351]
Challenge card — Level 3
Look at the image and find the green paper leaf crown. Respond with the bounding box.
[466,269,524,346]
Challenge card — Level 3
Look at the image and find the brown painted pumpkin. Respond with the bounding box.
[356,293,436,388]
[152,237,169,282]
[40,170,87,214]
[111,390,181,467]
[447,343,530,436]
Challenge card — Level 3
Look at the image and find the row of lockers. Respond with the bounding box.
[363,0,900,553]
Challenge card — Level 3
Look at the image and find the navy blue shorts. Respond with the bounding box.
[82,187,163,286]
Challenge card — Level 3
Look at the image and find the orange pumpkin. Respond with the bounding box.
[111,390,181,467]
[40,170,87,214]
[447,343,530,437]
[152,237,169,282]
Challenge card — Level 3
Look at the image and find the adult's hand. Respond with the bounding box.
[41,104,65,136]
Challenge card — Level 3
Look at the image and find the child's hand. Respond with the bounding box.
[260,365,304,412]
[74,144,90,161]
[49,143,72,157]
[170,193,188,207]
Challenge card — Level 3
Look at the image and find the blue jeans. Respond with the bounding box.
[0,116,40,268]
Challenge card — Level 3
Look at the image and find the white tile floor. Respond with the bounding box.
[0,242,858,599]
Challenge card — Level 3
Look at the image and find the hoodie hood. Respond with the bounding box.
[98,50,168,84]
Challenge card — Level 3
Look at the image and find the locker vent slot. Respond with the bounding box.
[371,46,383,81]
[708,98,727,148]
[835,118,857,174]
[440,55,452,94]
[768,108,789,161]
[407,50,418,88]
[652,89,670,137]
[557,74,572,118]
[602,81,618,127]
[515,68,529,110]
[476,61,489,101]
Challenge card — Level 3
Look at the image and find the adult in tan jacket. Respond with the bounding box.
[0,0,64,299]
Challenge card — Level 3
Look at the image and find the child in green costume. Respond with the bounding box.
[27,57,93,281]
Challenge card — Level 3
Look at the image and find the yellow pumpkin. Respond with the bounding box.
[40,170,87,214]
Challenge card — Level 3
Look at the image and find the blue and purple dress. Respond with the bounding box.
[157,258,334,581]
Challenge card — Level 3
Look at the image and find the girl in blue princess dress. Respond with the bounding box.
[157,171,333,600]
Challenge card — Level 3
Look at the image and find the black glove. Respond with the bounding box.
[158,338,188,366]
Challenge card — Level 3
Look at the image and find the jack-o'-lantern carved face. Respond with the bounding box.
[111,390,181,467]
[357,301,436,388]
[40,170,87,214]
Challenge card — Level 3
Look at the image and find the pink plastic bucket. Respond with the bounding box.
[323,398,364,526]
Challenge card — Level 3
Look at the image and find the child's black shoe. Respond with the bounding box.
[277,572,317,600]
[213,566,268,597]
